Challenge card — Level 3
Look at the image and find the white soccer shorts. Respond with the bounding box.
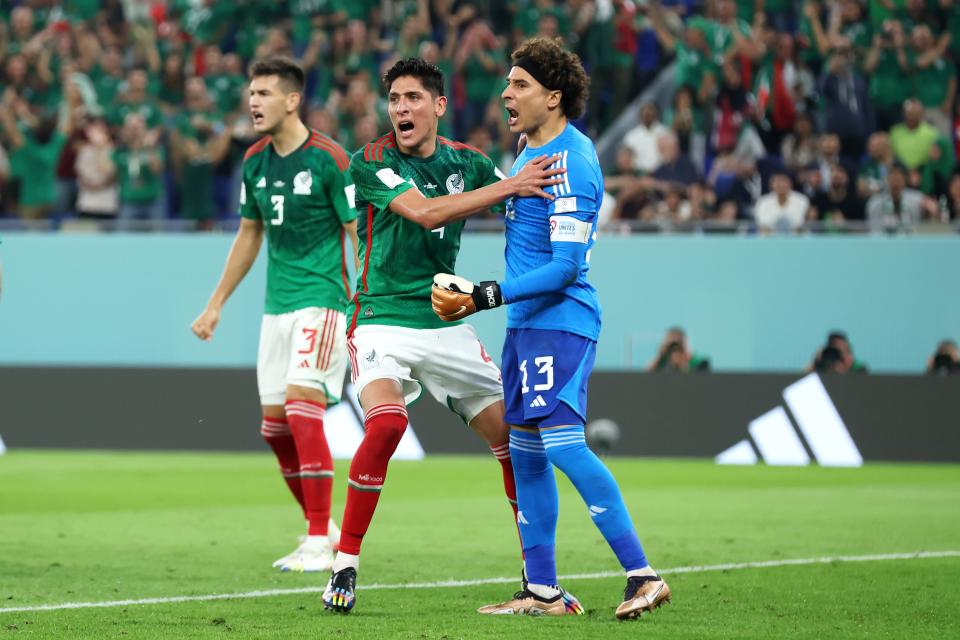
[347,323,503,424]
[257,307,347,406]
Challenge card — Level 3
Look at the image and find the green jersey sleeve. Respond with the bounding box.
[470,149,505,213]
[350,147,416,213]
[324,161,358,225]
[238,170,262,220]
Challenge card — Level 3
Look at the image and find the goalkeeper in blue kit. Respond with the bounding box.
[431,37,671,620]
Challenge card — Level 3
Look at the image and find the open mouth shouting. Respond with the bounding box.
[397,119,415,138]
[251,110,265,127]
[505,107,519,127]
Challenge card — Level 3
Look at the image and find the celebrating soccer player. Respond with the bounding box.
[431,38,672,619]
[191,57,357,573]
[321,57,568,614]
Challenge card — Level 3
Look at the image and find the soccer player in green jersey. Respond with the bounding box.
[191,57,358,573]
[321,57,566,614]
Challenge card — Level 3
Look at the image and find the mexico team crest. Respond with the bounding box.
[445,172,464,194]
[293,170,312,195]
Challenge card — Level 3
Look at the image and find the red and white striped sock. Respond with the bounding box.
[338,403,408,556]
[260,417,305,514]
[285,399,333,537]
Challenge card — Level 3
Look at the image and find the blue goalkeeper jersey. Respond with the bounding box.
[503,123,602,341]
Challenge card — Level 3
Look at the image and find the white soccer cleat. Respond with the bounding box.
[272,536,305,569]
[280,538,334,573]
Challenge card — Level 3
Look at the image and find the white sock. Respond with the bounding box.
[527,583,561,599]
[332,552,359,574]
[627,566,657,578]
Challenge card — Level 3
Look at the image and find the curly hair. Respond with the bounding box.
[382,58,445,98]
[511,37,589,119]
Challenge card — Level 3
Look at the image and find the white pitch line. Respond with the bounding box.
[1,550,957,615]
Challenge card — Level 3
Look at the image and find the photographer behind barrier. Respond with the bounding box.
[809,331,868,374]
[647,327,711,373]
[927,340,959,376]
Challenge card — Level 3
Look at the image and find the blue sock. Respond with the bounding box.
[509,427,559,586]
[542,425,649,571]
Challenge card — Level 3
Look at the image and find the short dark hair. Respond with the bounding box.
[511,37,589,119]
[249,56,305,93]
[382,58,445,97]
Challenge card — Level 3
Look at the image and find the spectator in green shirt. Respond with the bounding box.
[114,113,166,227]
[453,20,506,138]
[108,69,163,133]
[907,24,955,136]
[648,7,716,110]
[90,47,125,108]
[170,77,232,227]
[0,88,73,220]
[419,39,456,140]
[202,45,247,118]
[157,52,187,115]
[862,20,911,131]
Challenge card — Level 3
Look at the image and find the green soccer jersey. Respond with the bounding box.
[240,129,357,315]
[348,132,502,330]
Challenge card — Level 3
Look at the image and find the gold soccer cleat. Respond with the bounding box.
[615,575,671,620]
[478,588,584,616]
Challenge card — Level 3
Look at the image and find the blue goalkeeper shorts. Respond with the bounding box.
[501,328,596,427]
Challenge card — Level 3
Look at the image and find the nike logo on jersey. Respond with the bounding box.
[529,395,547,408]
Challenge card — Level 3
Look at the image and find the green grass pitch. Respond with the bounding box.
[1,451,958,639]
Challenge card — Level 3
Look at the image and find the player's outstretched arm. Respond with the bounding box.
[191,218,264,341]
[389,154,565,230]
[431,244,581,322]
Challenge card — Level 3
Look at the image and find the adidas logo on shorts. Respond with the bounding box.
[529,395,547,408]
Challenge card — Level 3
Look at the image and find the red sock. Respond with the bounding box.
[285,400,333,537]
[260,417,305,514]
[490,442,519,517]
[338,404,408,555]
[490,442,522,549]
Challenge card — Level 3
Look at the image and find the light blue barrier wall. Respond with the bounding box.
[1,233,957,372]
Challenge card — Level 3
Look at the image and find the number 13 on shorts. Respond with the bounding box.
[519,356,554,394]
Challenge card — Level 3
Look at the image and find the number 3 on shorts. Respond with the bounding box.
[519,356,554,394]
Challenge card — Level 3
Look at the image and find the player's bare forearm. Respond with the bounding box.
[206,218,263,310]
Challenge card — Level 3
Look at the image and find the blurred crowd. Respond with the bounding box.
[646,327,959,374]
[1,0,960,232]
[0,0,664,227]
[607,0,960,232]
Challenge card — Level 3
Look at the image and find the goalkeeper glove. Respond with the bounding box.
[431,273,502,322]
